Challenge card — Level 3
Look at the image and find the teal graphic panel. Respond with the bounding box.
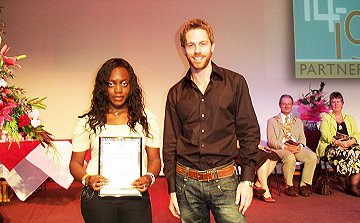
[293,0,360,78]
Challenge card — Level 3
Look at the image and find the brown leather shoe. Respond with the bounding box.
[285,186,298,197]
[349,186,360,197]
[299,185,311,197]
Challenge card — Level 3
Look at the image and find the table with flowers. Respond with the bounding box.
[0,140,74,201]
[0,28,74,201]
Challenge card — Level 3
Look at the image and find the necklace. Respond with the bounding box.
[108,111,120,116]
[338,123,343,130]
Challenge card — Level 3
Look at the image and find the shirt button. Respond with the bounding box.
[201,99,204,102]
[201,129,205,132]
[201,114,205,118]
[201,144,204,147]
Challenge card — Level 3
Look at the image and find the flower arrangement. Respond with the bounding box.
[0,36,54,147]
[296,82,330,122]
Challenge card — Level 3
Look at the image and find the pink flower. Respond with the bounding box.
[2,88,13,95]
[0,44,26,68]
[0,101,16,128]
[297,103,329,122]
[1,88,16,104]
[297,82,329,121]
[0,45,17,66]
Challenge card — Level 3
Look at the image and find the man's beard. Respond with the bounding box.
[186,52,212,70]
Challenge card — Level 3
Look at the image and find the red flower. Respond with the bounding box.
[18,114,31,127]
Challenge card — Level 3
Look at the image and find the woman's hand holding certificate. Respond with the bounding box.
[132,174,153,192]
[87,175,109,191]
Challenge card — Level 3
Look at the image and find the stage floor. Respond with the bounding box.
[1,176,359,223]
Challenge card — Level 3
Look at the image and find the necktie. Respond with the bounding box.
[285,116,290,125]
[284,116,291,140]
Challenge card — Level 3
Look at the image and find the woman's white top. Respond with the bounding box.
[72,108,161,175]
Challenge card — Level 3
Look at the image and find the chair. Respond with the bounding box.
[270,164,281,196]
[271,160,305,196]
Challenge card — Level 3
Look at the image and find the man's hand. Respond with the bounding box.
[284,144,301,154]
[291,145,301,153]
[235,182,253,215]
[284,144,293,152]
[169,192,180,218]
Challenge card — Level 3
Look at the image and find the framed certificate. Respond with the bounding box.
[98,137,142,197]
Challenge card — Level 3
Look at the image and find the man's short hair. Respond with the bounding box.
[180,18,214,48]
[279,94,294,104]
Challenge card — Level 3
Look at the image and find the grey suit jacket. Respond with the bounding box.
[267,114,306,150]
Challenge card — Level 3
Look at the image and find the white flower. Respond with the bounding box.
[28,109,40,119]
[31,118,41,128]
[0,78,7,87]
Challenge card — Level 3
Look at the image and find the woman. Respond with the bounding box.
[253,143,279,203]
[70,58,161,222]
[317,91,360,197]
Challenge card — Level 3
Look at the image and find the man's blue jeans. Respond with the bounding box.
[176,172,246,223]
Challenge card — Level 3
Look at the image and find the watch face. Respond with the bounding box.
[242,181,253,186]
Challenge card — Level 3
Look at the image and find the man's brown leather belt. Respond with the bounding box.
[176,163,235,181]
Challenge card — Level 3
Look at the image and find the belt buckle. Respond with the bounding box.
[197,170,213,182]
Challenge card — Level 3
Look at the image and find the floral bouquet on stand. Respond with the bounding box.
[0,36,54,148]
[296,82,330,129]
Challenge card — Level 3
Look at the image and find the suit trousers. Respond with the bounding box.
[273,147,317,186]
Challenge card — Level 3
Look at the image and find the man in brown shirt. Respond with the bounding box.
[163,18,260,222]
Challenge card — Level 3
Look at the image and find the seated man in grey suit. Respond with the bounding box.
[267,94,317,197]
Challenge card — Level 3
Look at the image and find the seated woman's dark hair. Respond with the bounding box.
[329,91,344,104]
[80,58,150,137]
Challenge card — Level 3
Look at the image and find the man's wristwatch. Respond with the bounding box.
[241,180,254,187]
